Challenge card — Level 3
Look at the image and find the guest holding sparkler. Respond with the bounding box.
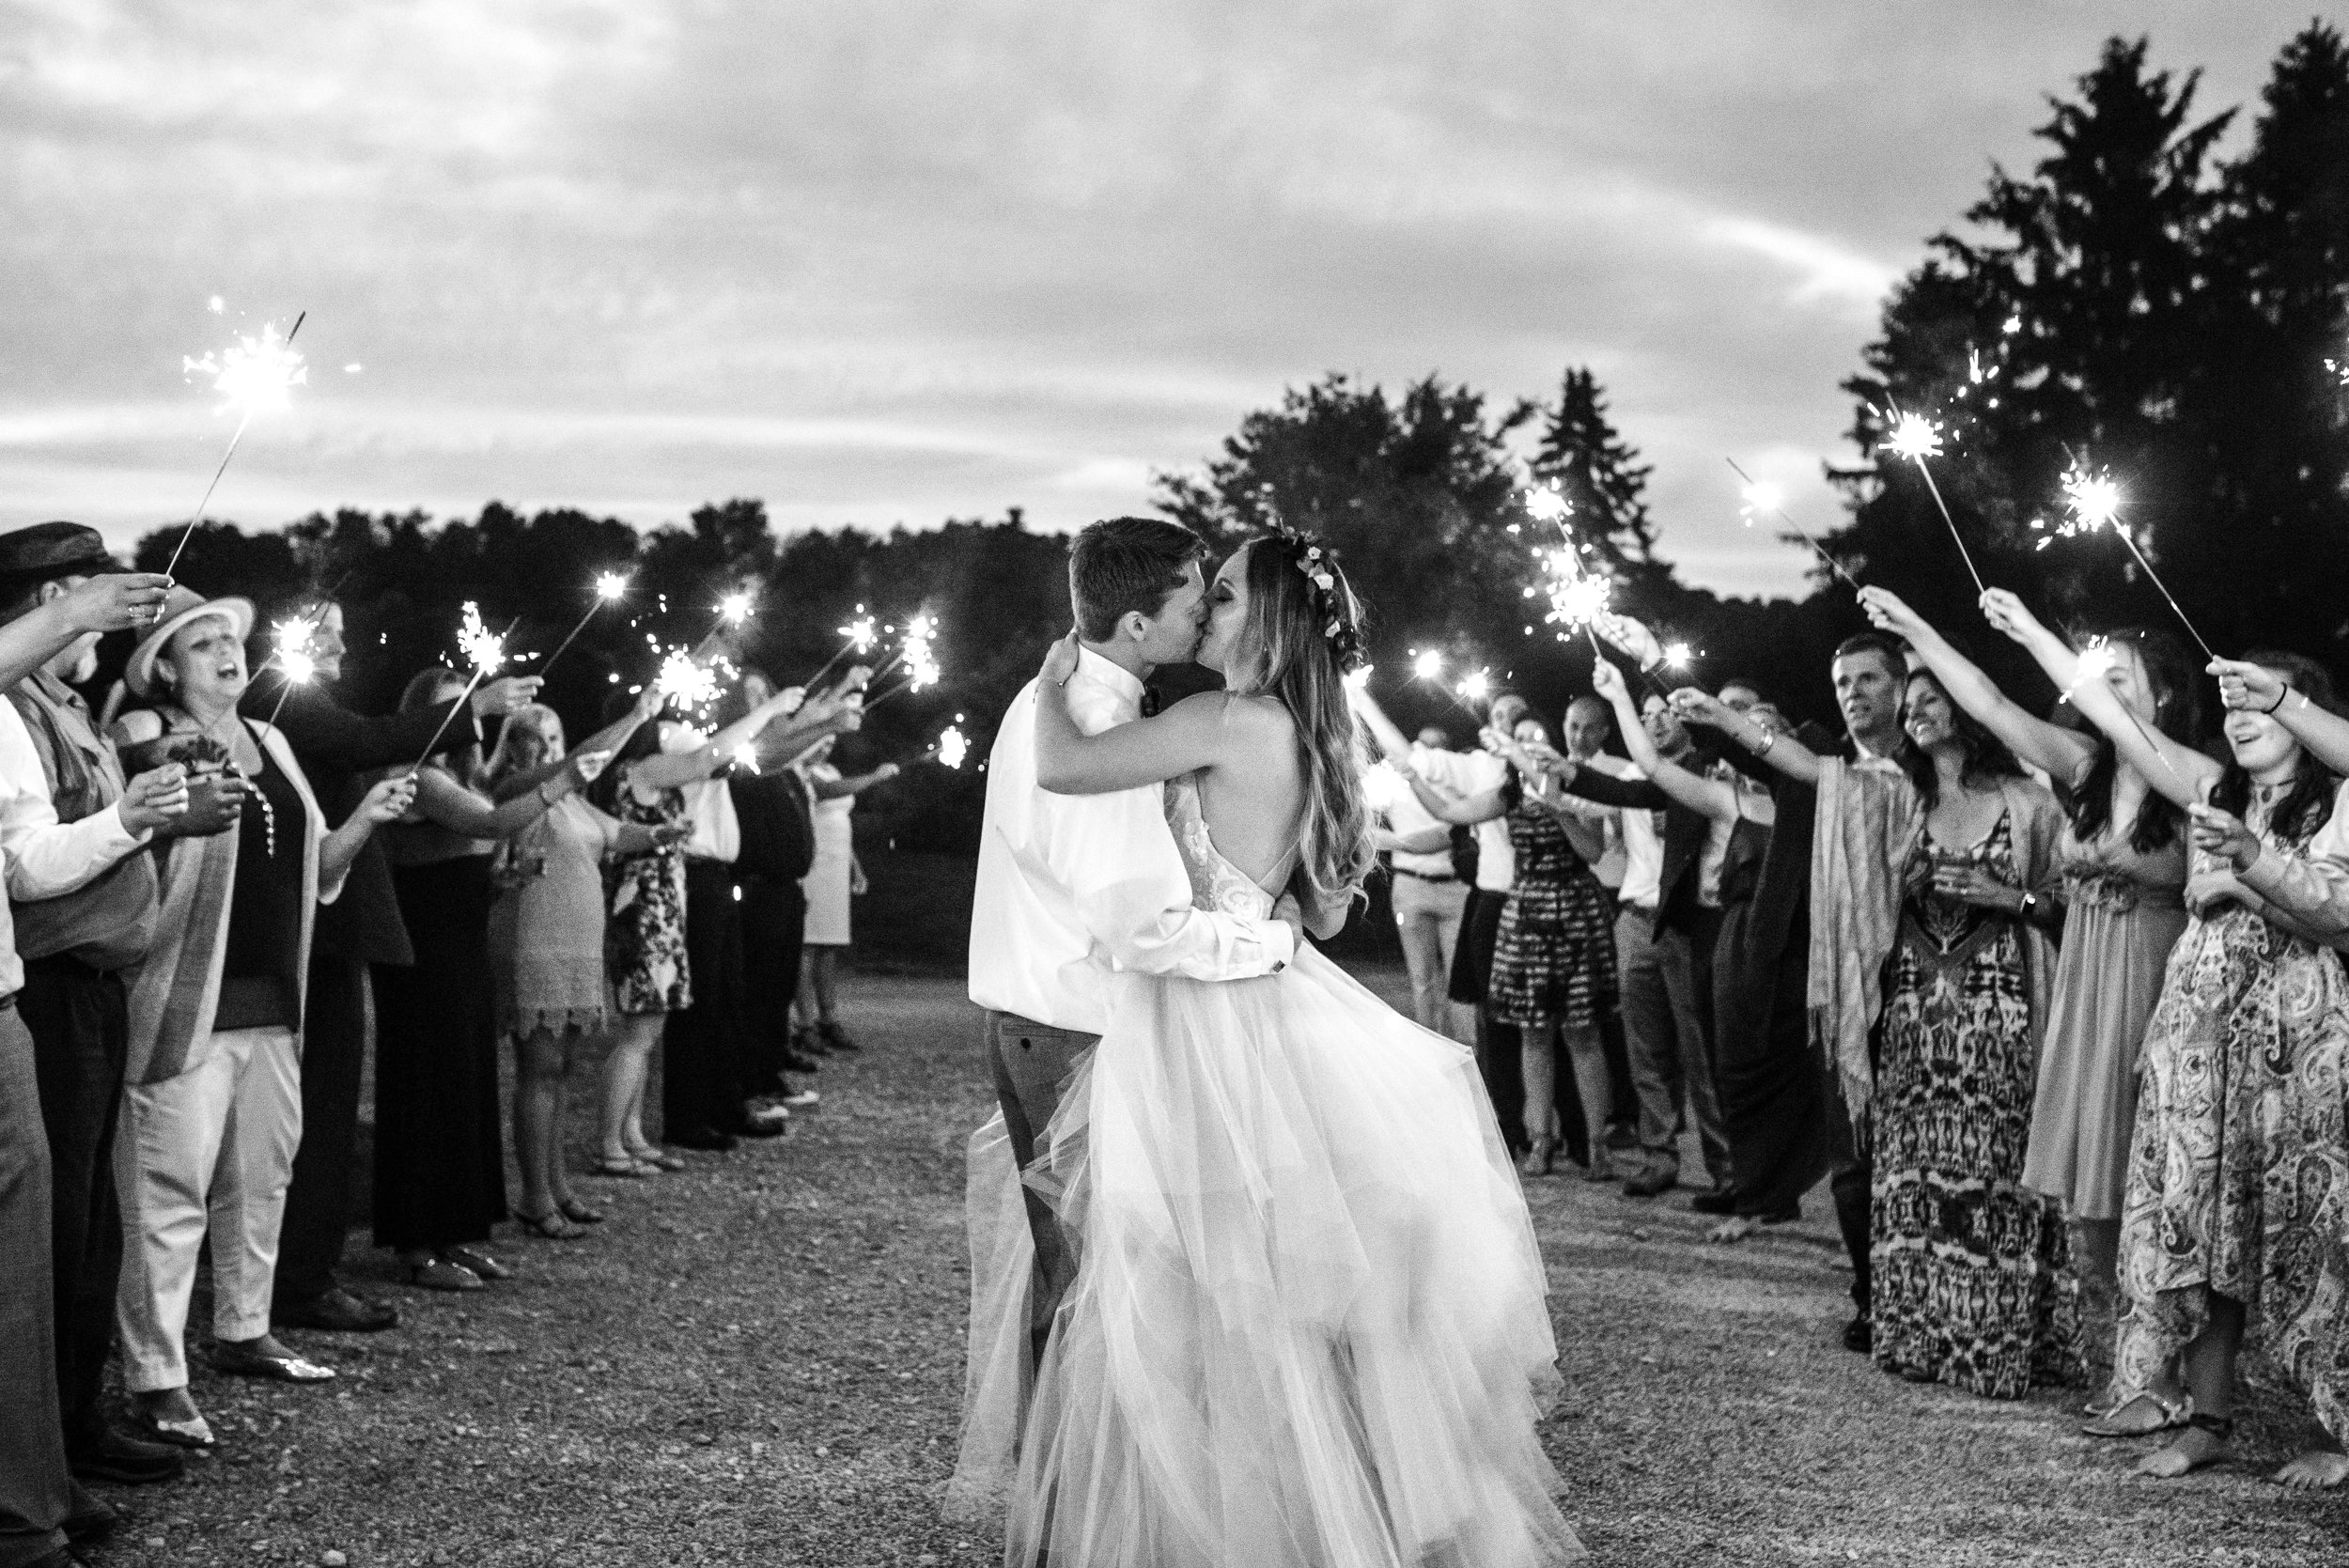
[730,669,836,1103]
[1981,591,2347,1480]
[245,598,544,1332]
[364,664,587,1291]
[479,692,677,1238]
[1357,722,1471,1041]
[590,676,814,1171]
[0,529,199,1500]
[1860,588,2196,1397]
[1413,706,1620,1178]
[791,737,898,1056]
[108,587,413,1448]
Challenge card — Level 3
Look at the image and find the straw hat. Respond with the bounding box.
[125,585,254,700]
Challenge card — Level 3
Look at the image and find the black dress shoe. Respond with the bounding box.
[1688,1188,1738,1216]
[730,1109,788,1139]
[68,1426,185,1485]
[63,1484,117,1544]
[275,1286,398,1333]
[665,1127,739,1152]
[1842,1315,1874,1354]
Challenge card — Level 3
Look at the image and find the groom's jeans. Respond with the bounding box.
[985,1012,1096,1364]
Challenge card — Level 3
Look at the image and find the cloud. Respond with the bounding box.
[1698,217,1901,315]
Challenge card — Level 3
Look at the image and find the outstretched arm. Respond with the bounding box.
[1861,586,2095,788]
[1345,681,1415,763]
[2209,660,2349,780]
[1980,589,2217,811]
[1591,660,1740,824]
[1671,686,1824,784]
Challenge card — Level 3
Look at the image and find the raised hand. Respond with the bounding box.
[1667,686,1734,730]
[874,761,902,783]
[2207,659,2285,714]
[473,675,544,719]
[61,573,173,635]
[119,764,190,834]
[1589,658,1628,705]
[1858,586,1928,643]
[356,774,419,826]
[570,748,615,784]
[1977,588,2047,649]
[1593,613,1661,669]
[1039,630,1081,688]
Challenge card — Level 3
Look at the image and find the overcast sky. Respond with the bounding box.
[0,1,2318,598]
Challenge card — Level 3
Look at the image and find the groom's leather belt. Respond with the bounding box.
[1392,867,1456,883]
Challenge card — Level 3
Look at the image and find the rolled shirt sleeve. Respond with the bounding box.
[1053,785,1294,980]
[0,699,148,902]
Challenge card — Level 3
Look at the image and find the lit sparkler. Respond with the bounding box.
[1663,642,1693,669]
[928,724,971,770]
[1523,483,1571,525]
[1342,664,1374,692]
[1410,648,1445,682]
[657,647,721,713]
[257,614,321,731]
[407,605,515,776]
[719,590,754,626]
[2033,457,2216,661]
[1877,405,1983,595]
[808,607,880,688]
[1726,458,1860,589]
[165,311,310,581]
[865,613,942,706]
[538,571,631,677]
[2061,636,2186,788]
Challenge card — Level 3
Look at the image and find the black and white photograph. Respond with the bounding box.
[5,3,2349,1564]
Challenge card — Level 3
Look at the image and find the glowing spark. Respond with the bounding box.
[184,319,308,419]
[1342,664,1374,691]
[1544,568,1611,636]
[2002,314,2022,335]
[935,725,970,770]
[718,590,754,626]
[1737,480,1784,525]
[596,571,630,601]
[2062,639,2118,704]
[899,613,941,691]
[207,295,225,315]
[1663,642,1693,668]
[731,743,760,775]
[657,647,719,711]
[1411,648,1445,682]
[1456,669,1492,706]
[2062,463,2123,535]
[456,602,506,676]
[1523,484,1571,524]
[343,364,364,375]
[838,611,878,654]
[1882,410,1944,463]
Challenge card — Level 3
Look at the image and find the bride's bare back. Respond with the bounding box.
[1189,691,1307,893]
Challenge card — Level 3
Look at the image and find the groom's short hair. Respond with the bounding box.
[1069,518,1206,641]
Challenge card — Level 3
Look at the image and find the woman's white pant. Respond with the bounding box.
[115,1026,301,1392]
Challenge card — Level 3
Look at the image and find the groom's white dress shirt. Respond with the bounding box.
[969,646,1295,1035]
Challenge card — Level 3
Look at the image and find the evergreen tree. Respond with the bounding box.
[1531,366,1660,573]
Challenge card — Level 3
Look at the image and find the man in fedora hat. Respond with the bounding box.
[235,595,542,1335]
[0,548,173,1568]
[0,525,223,1512]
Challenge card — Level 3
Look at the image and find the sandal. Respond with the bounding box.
[133,1405,215,1450]
[211,1340,335,1383]
[2082,1389,2191,1438]
[2139,1412,2234,1479]
[556,1198,605,1224]
[516,1207,590,1241]
[590,1156,652,1178]
[629,1148,686,1172]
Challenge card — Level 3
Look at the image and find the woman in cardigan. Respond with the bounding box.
[481,691,677,1238]
[111,587,412,1450]
[366,666,589,1290]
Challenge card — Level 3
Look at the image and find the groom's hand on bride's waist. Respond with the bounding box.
[1271,891,1306,949]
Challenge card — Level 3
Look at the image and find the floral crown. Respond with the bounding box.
[1269,530,1365,672]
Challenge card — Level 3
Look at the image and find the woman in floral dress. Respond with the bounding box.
[1870,670,2078,1397]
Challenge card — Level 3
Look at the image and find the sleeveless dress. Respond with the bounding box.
[1871,815,2081,1397]
[604,766,692,1016]
[2108,788,2349,1435]
[2020,824,2189,1220]
[1486,794,1617,1031]
[953,774,1582,1567]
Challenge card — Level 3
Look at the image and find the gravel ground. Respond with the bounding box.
[79,964,2349,1567]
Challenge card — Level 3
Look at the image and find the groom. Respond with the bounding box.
[969,517,1300,1362]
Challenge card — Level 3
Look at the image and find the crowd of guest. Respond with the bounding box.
[1351,590,2349,1491]
[0,523,896,1566]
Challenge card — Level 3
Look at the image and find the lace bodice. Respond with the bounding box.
[2057,821,2188,914]
[1165,772,1288,921]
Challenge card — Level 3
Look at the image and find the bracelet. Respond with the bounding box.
[1751,727,1776,756]
[2263,685,2290,716]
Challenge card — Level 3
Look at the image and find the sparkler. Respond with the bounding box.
[165,312,309,582]
[864,613,941,707]
[807,606,880,688]
[656,646,721,714]
[406,605,514,777]
[924,723,971,769]
[257,615,321,731]
[537,572,630,676]
[1454,667,1494,720]
[1662,642,1694,670]
[1878,405,1983,596]
[2031,458,2216,662]
[1411,648,1445,683]
[1726,458,1861,589]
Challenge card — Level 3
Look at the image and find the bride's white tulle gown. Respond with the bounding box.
[951,777,1583,1566]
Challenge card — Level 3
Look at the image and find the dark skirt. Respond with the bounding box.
[1712,893,1824,1217]
[736,873,806,1093]
[372,856,507,1252]
[1448,887,1507,1005]
[661,860,748,1141]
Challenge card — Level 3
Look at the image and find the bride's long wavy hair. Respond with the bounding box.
[1222,534,1376,908]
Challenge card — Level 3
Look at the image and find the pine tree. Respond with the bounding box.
[1530,367,1659,574]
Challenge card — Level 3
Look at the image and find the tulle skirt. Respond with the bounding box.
[950,945,1583,1567]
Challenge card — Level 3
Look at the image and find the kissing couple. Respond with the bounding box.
[949,516,1585,1567]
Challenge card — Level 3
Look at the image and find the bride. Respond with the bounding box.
[950,532,1583,1567]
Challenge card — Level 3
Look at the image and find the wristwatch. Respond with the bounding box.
[2018,891,2039,919]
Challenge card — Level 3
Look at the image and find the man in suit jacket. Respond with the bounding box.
[242,602,541,1334]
